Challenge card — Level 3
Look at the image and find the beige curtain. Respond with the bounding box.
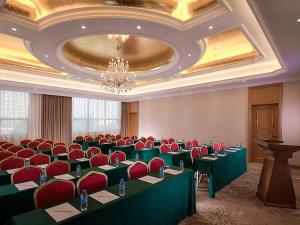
[29,93,42,139]
[120,102,129,137]
[41,95,72,145]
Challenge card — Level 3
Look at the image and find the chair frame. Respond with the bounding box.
[148,157,165,173]
[16,148,36,158]
[76,171,108,195]
[109,150,126,164]
[45,160,71,176]
[89,153,109,168]
[127,161,148,179]
[67,149,85,160]
[11,166,42,184]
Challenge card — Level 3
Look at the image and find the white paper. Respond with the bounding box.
[6,168,20,174]
[201,156,218,160]
[76,158,88,162]
[45,202,81,222]
[57,153,67,156]
[228,147,240,150]
[168,151,180,155]
[138,175,162,184]
[54,174,75,180]
[15,181,39,191]
[98,165,115,170]
[217,154,226,157]
[120,160,134,165]
[226,150,237,153]
[164,169,182,175]
[36,164,48,169]
[182,149,190,152]
[89,190,119,204]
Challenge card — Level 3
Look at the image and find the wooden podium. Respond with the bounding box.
[255,139,300,208]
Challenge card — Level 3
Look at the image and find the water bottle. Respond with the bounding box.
[54,155,58,161]
[80,190,88,211]
[179,146,182,152]
[108,149,112,156]
[159,165,164,179]
[150,143,153,149]
[91,151,95,157]
[115,156,120,167]
[135,153,139,160]
[76,164,81,178]
[24,159,30,168]
[119,179,126,197]
[239,141,243,148]
[39,169,47,185]
[179,160,184,171]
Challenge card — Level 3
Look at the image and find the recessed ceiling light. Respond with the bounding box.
[208,25,214,30]
[188,54,192,57]
[44,54,48,58]
[81,25,86,29]
[137,25,142,30]
[297,18,300,22]
[11,27,17,31]
[62,66,65,70]
[178,66,182,69]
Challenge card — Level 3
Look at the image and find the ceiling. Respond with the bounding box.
[0,0,297,101]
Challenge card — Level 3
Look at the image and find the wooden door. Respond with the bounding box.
[252,104,279,162]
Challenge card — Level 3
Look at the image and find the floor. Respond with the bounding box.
[180,163,300,225]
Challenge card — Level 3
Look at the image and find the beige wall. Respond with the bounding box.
[139,88,249,147]
[282,80,300,166]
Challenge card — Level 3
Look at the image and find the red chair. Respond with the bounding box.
[0,147,5,152]
[44,140,54,146]
[116,134,122,140]
[11,166,43,184]
[86,147,101,158]
[27,141,40,148]
[200,145,209,156]
[77,171,108,195]
[170,142,179,151]
[0,157,24,170]
[190,148,201,163]
[68,149,85,160]
[0,141,8,145]
[168,138,175,144]
[192,140,199,147]
[16,149,36,158]
[34,138,44,143]
[104,134,110,139]
[95,135,104,141]
[37,142,52,151]
[68,143,82,151]
[52,145,67,155]
[127,162,148,179]
[135,141,145,150]
[0,151,14,161]
[213,143,220,152]
[220,141,227,150]
[99,138,108,144]
[116,139,126,146]
[1,143,14,150]
[148,157,165,173]
[110,151,126,164]
[145,140,154,149]
[109,137,117,142]
[30,154,51,165]
[161,139,168,145]
[125,138,133,145]
[75,136,84,141]
[147,136,154,141]
[34,179,76,208]
[131,136,138,140]
[7,146,24,154]
[123,136,130,140]
[159,144,170,153]
[53,142,65,147]
[89,154,109,167]
[139,137,147,143]
[85,136,94,142]
[185,141,193,150]
[45,161,70,176]
[20,139,31,146]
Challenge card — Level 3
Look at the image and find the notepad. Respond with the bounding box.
[57,153,67,156]
[139,175,162,184]
[98,165,115,170]
[36,164,48,169]
[54,174,75,180]
[182,149,190,152]
[89,190,119,204]
[226,150,237,153]
[164,169,182,175]
[15,181,39,191]
[121,160,134,165]
[45,202,81,222]
[201,157,217,161]
[6,168,20,174]
[76,158,88,162]
[217,154,226,157]
[168,151,180,155]
[228,147,240,150]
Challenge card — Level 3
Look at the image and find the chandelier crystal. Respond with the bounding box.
[100,44,135,94]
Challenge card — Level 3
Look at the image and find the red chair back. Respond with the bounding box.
[147,136,154,141]
[159,144,170,153]
[116,139,126,146]
[16,149,36,158]
[95,135,104,141]
[139,137,147,143]
[53,142,65,147]
[125,138,133,145]
[37,142,52,151]
[99,138,108,144]
[104,134,110,139]
[0,157,24,170]
[44,140,54,146]
[145,140,154,148]
[34,179,75,208]
[220,142,227,150]
[123,136,130,140]
[200,145,209,156]
[90,154,109,167]
[109,137,117,142]
[110,151,126,164]
[68,143,82,151]
[1,143,14,150]
[7,146,24,154]
[148,157,164,173]
[11,166,42,184]
[161,139,168,145]
[131,136,138,140]
[27,141,40,148]
[75,136,84,141]
[213,143,220,152]
[0,151,14,161]
[116,134,122,140]
[185,141,193,149]
[34,138,44,143]
[168,138,175,144]
[30,154,51,165]
[127,162,148,179]
[192,140,199,147]
[170,142,179,151]
[45,161,70,176]
[85,136,94,142]
[77,172,108,195]
[135,141,145,150]
[86,147,101,158]
[190,148,201,163]
[20,139,31,146]
[68,149,85,160]
[52,145,67,155]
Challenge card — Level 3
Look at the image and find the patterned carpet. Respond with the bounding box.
[180,163,300,225]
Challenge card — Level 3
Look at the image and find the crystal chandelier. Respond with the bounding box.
[100,44,135,94]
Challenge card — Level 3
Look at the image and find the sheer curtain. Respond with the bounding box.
[29,93,42,139]
[72,97,121,137]
[0,90,29,144]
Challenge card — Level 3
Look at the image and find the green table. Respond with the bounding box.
[98,143,116,154]
[112,145,135,158]
[0,161,141,224]
[73,140,99,151]
[159,150,192,168]
[193,147,247,198]
[132,147,160,161]
[7,167,195,225]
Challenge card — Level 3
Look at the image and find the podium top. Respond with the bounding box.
[255,139,300,153]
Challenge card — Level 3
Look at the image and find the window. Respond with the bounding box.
[72,97,121,137]
[0,90,29,143]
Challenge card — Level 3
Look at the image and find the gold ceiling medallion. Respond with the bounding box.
[100,44,135,94]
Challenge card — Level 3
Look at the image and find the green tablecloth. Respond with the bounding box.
[97,143,116,154]
[193,147,247,198]
[132,147,160,161]
[159,150,192,168]
[7,167,195,225]
[73,140,99,151]
[0,161,140,224]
